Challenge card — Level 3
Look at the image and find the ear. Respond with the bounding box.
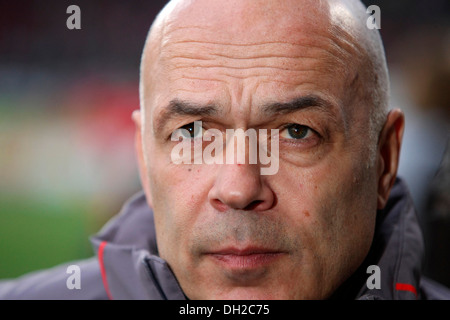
[376,108,405,209]
[132,110,153,208]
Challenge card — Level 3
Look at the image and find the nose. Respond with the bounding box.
[208,163,275,212]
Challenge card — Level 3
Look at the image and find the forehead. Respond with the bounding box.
[158,0,344,64]
[144,0,362,117]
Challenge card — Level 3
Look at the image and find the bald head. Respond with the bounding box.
[140,0,389,146]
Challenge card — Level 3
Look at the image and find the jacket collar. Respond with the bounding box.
[332,178,424,300]
[90,192,185,300]
[91,178,424,300]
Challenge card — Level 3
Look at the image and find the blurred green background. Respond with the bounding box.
[0,0,449,287]
[0,196,91,278]
[0,0,169,278]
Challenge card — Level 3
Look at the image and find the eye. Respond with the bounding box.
[172,121,204,140]
[280,124,313,140]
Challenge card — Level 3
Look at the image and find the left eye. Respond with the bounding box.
[280,124,313,140]
[172,122,204,140]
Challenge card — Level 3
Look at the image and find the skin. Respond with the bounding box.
[133,0,405,299]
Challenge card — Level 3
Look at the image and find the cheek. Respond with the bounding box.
[148,160,213,256]
[303,158,376,245]
[314,158,376,281]
[274,153,377,292]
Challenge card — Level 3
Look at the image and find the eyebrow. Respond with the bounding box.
[155,99,219,133]
[262,94,336,116]
[155,94,337,134]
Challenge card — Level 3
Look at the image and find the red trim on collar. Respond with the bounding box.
[395,283,417,298]
[98,241,113,300]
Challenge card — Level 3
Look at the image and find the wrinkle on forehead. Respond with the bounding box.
[153,0,369,55]
[158,0,333,49]
[145,2,364,75]
[161,0,327,37]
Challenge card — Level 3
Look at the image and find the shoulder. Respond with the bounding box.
[420,277,450,300]
[0,257,108,300]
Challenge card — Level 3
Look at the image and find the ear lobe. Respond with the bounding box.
[376,108,405,209]
[132,110,153,208]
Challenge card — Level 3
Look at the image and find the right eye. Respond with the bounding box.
[172,121,204,140]
[280,124,314,140]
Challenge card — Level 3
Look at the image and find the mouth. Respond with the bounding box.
[205,247,286,277]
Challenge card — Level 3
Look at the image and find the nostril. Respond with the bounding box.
[243,200,264,211]
[208,165,275,212]
[211,198,229,212]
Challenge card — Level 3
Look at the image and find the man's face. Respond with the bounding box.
[139,0,379,299]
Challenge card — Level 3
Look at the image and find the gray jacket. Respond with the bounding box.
[1,178,449,300]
